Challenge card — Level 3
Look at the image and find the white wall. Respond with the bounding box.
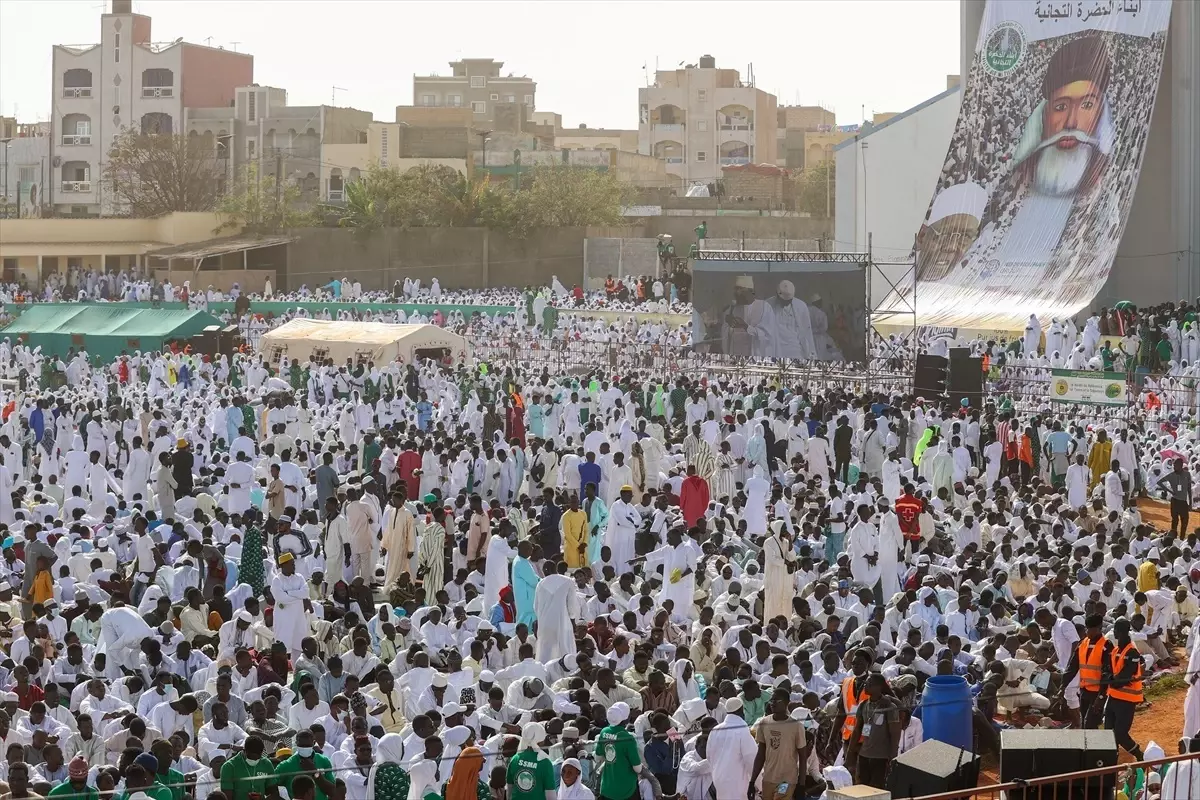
[835,88,961,263]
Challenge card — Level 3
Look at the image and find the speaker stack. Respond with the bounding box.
[888,739,981,799]
[1000,729,1118,800]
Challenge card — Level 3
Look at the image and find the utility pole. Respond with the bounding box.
[825,145,831,219]
[274,152,283,230]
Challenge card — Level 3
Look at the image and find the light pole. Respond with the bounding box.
[477,130,492,182]
[0,139,12,209]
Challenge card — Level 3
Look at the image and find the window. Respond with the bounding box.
[471,101,486,114]
[114,32,120,62]
[696,151,707,162]
[18,166,35,184]
[421,94,436,106]
[76,119,91,135]
[448,95,462,107]
[469,76,486,88]
[697,89,707,102]
[524,95,533,105]
[696,119,708,132]
[248,139,256,159]
[504,95,515,103]
[490,94,498,101]
[247,92,257,122]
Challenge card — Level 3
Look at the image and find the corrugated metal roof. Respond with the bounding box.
[144,234,295,260]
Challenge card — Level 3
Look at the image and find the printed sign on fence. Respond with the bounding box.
[1050,368,1127,405]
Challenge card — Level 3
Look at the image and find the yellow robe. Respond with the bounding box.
[1088,440,1112,489]
[561,509,589,569]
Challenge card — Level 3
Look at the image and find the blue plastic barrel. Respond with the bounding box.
[922,675,973,751]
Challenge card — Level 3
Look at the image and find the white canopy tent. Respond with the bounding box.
[259,320,468,366]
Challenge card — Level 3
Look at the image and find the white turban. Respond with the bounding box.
[606,702,631,727]
[519,721,547,755]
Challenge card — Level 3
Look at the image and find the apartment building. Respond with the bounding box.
[412,59,535,129]
[637,55,777,188]
[186,85,372,205]
[50,0,252,216]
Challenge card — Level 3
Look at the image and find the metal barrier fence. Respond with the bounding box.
[911,749,1200,800]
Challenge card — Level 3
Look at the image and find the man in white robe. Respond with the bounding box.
[533,563,580,663]
[482,531,516,613]
[762,521,795,623]
[605,488,642,576]
[381,494,417,588]
[644,529,701,619]
[877,501,904,600]
[848,506,883,604]
[707,697,758,800]
[86,452,121,519]
[123,439,154,506]
[97,605,154,672]
[1066,454,1089,509]
[269,553,311,658]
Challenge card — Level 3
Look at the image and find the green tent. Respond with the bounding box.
[2,305,223,363]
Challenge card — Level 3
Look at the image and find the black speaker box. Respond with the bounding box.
[914,354,949,398]
[1001,729,1117,800]
[888,739,981,799]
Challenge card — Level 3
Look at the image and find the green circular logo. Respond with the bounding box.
[604,744,617,763]
[516,771,536,792]
[984,22,1026,76]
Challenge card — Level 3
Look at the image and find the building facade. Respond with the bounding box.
[412,59,536,130]
[637,55,778,188]
[50,0,252,216]
[185,85,372,205]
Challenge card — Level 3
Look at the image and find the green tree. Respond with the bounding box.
[504,166,633,236]
[216,162,315,233]
[103,131,222,217]
[794,160,835,217]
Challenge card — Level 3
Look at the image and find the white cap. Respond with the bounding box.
[928,182,988,224]
[725,697,744,713]
[432,673,448,688]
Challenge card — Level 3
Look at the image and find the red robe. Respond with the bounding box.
[397,449,422,498]
[506,406,526,447]
[679,475,710,528]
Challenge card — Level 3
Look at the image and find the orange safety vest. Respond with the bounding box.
[1077,638,1106,693]
[1107,642,1143,704]
[841,676,868,741]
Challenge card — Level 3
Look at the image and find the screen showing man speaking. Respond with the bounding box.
[689,259,866,363]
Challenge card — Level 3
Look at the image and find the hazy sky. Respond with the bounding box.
[0,0,960,129]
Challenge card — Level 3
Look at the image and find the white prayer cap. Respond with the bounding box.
[431,673,448,688]
[725,697,745,713]
[479,670,496,683]
[606,702,631,726]
[441,701,464,716]
[563,653,578,671]
[928,182,987,224]
[234,610,254,624]
[0,691,17,703]
[1147,548,1161,559]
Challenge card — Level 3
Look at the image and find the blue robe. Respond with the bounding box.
[528,405,546,439]
[512,556,539,627]
[585,496,610,563]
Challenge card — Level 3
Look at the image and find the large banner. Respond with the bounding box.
[1050,368,1128,405]
[909,0,1172,330]
[691,259,866,362]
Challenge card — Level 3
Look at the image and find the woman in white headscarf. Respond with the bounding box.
[442,724,473,766]
[672,658,701,704]
[407,759,440,800]
[367,738,410,800]
[558,758,595,800]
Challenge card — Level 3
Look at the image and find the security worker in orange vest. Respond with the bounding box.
[830,649,873,756]
[1058,613,1112,729]
[1105,618,1146,760]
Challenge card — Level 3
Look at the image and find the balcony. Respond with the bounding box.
[719,123,753,131]
[62,87,93,99]
[61,134,92,146]
[720,157,750,166]
[652,123,685,134]
[327,189,345,202]
[665,157,685,164]
[142,86,174,99]
[61,181,92,192]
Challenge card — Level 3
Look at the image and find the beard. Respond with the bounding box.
[1031,128,1100,197]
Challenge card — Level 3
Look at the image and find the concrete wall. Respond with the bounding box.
[637,214,831,243]
[153,267,274,293]
[284,226,610,292]
[0,212,223,255]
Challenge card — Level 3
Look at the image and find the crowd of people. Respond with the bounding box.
[0,271,1195,800]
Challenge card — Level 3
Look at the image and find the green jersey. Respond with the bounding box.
[597,724,641,800]
[507,748,555,800]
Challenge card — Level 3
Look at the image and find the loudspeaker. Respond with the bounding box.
[914,354,949,398]
[888,739,981,799]
[1001,729,1117,800]
[948,355,984,406]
